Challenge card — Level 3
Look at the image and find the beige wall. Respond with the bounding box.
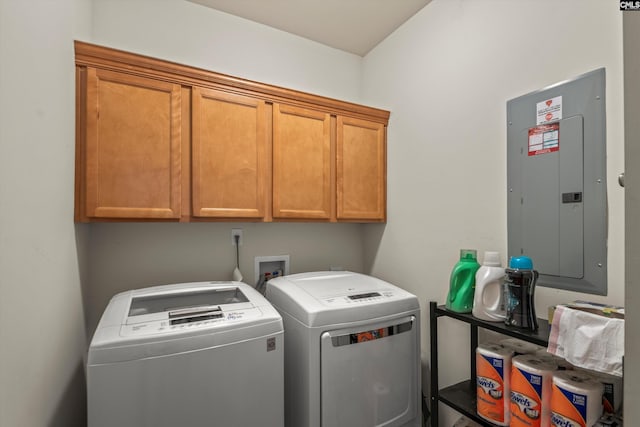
[361,1,624,424]
[86,223,365,333]
[0,0,92,426]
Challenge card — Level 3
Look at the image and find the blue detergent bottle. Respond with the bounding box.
[504,255,539,331]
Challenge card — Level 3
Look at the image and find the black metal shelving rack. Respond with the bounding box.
[429,301,550,427]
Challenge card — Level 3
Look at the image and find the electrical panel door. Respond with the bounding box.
[507,69,607,295]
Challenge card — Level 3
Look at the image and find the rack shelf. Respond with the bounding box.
[429,302,550,426]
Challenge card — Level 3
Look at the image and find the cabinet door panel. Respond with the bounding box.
[192,88,267,218]
[337,116,386,220]
[85,68,182,219]
[273,104,331,219]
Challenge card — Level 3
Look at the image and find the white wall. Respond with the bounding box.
[0,0,92,426]
[91,0,363,103]
[361,1,624,424]
[84,0,369,335]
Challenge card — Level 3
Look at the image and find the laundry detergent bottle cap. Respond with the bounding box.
[483,251,502,267]
[472,251,506,322]
[446,249,481,313]
[508,255,533,270]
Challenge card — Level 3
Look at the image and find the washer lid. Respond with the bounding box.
[88,282,283,364]
[265,272,419,326]
[126,286,251,325]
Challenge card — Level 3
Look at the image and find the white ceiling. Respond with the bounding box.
[187,0,431,56]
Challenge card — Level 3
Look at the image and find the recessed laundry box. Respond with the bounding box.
[87,281,284,427]
[266,271,421,427]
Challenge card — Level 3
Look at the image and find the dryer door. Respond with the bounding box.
[320,315,418,427]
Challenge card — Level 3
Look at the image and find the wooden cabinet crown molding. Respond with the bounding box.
[74,40,390,124]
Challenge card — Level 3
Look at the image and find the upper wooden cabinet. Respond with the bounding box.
[192,87,268,219]
[337,116,386,220]
[80,67,182,220]
[273,104,332,220]
[74,41,389,222]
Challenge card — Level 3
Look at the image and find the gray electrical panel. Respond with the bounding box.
[507,68,607,295]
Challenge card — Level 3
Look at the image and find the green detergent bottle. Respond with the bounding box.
[446,249,481,313]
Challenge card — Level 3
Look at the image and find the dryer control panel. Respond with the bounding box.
[322,290,397,307]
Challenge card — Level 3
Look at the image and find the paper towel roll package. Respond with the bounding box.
[501,338,544,356]
[476,343,513,426]
[580,370,623,414]
[535,348,574,371]
[550,371,603,427]
[510,355,557,427]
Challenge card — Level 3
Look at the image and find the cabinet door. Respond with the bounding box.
[191,88,267,219]
[85,68,182,219]
[337,116,386,221]
[273,104,332,219]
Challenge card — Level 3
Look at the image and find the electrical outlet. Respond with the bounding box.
[231,229,243,246]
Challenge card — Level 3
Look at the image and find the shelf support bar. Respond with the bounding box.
[429,301,439,427]
[470,323,478,386]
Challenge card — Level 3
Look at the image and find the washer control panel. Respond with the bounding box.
[120,307,262,336]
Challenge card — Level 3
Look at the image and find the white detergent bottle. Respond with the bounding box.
[472,251,506,322]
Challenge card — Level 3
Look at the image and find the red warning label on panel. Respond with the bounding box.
[528,123,559,157]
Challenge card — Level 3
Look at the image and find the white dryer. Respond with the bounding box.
[88,281,284,427]
[265,271,421,427]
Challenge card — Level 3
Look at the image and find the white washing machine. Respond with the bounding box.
[88,281,284,427]
[265,271,421,427]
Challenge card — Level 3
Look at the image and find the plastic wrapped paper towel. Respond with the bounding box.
[500,338,544,356]
[476,343,512,426]
[550,370,604,427]
[535,348,574,370]
[580,369,623,414]
[547,304,624,377]
[510,355,557,427]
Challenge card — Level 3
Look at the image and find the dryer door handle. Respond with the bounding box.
[325,317,415,347]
